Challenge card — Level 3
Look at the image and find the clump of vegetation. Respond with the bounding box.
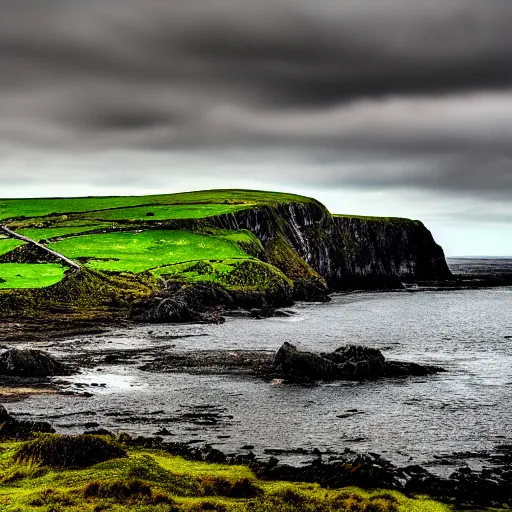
[27,487,76,508]
[0,465,47,484]
[83,478,174,505]
[246,488,400,512]
[198,475,261,498]
[14,434,127,468]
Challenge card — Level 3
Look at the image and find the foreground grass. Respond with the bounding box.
[0,437,452,512]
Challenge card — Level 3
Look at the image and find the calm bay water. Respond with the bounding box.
[8,259,512,470]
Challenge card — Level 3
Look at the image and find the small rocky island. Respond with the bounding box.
[143,342,444,382]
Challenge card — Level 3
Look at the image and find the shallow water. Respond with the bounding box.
[8,260,512,471]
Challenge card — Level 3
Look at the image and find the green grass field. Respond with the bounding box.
[48,230,252,273]
[0,263,65,289]
[0,437,453,512]
[0,189,314,222]
[18,226,107,242]
[0,239,25,256]
[84,204,251,222]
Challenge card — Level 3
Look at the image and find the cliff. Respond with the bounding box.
[0,190,453,319]
[209,200,452,291]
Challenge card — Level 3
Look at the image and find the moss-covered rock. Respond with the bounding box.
[0,348,71,377]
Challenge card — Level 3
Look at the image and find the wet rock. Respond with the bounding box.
[155,428,173,436]
[273,342,340,380]
[0,348,71,377]
[273,310,294,318]
[385,360,445,377]
[131,282,233,323]
[250,307,275,319]
[0,405,55,439]
[132,297,200,323]
[83,428,114,436]
[273,342,444,381]
[292,278,331,302]
[325,345,386,379]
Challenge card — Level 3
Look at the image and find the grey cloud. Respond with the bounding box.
[1,0,512,205]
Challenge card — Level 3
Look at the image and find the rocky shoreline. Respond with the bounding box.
[1,275,511,510]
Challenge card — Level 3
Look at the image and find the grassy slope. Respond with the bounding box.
[0,438,453,512]
[0,239,25,256]
[0,264,65,289]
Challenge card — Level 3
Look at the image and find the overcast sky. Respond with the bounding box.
[1,0,512,255]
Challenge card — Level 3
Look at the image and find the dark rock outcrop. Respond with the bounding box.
[0,349,71,377]
[273,342,444,381]
[0,405,54,439]
[131,281,293,323]
[131,282,231,323]
[273,343,341,380]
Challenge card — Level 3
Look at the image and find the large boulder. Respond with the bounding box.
[324,345,387,379]
[273,342,341,380]
[131,283,232,323]
[0,349,71,377]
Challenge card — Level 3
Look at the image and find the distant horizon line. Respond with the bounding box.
[447,255,512,259]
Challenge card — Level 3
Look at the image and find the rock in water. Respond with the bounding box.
[273,343,444,381]
[0,349,70,376]
[324,345,387,379]
[273,342,340,380]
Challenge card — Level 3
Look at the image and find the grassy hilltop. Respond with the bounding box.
[0,190,323,315]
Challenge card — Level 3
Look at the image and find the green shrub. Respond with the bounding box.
[14,434,127,468]
[198,475,261,498]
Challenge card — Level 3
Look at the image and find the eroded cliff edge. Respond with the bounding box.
[210,200,452,292]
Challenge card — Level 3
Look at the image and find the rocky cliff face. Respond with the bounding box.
[210,200,452,291]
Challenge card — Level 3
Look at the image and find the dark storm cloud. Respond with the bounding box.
[1,0,512,201]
